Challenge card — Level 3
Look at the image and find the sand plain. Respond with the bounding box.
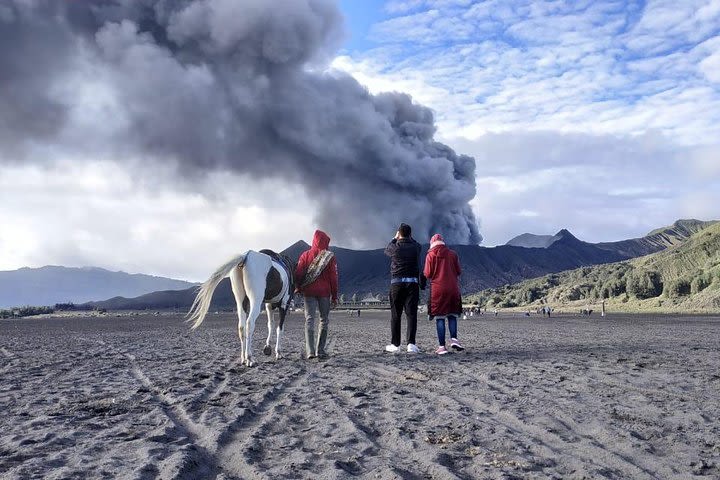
[1,311,719,479]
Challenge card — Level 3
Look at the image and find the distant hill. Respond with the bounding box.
[506,232,563,248]
[469,222,720,313]
[596,219,717,258]
[0,266,196,308]
[447,229,625,293]
[506,219,716,255]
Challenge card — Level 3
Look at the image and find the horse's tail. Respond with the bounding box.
[187,252,248,330]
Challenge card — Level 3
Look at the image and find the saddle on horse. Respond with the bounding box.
[259,249,295,306]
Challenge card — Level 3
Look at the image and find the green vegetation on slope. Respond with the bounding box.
[467,223,720,313]
[645,218,717,239]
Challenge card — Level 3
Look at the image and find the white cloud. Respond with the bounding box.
[0,161,316,281]
[384,0,426,15]
[465,131,719,245]
[698,35,720,82]
[623,0,720,54]
[517,209,540,217]
[337,1,720,146]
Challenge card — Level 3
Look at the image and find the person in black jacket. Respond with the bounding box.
[384,223,423,353]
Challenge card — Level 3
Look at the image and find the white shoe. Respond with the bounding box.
[407,343,420,353]
[385,344,400,353]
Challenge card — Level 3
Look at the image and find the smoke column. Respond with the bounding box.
[0,0,482,245]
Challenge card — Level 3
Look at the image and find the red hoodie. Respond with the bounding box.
[423,244,462,316]
[294,230,339,301]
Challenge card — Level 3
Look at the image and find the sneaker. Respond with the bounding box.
[307,353,317,359]
[407,343,420,353]
[450,338,465,351]
[385,344,400,353]
[435,346,448,355]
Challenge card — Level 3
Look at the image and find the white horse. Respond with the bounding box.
[187,249,295,367]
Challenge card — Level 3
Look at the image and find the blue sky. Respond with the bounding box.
[338,0,387,52]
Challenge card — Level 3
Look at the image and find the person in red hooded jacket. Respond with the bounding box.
[423,234,465,355]
[295,230,339,359]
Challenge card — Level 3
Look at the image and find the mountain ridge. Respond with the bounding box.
[469,222,720,312]
[596,219,717,258]
[0,265,197,308]
[506,231,565,248]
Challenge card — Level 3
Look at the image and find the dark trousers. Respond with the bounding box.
[389,282,419,346]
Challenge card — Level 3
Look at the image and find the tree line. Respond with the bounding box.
[0,303,97,319]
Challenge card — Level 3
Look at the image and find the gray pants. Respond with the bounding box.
[304,296,331,357]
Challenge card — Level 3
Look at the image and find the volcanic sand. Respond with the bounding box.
[1,311,719,479]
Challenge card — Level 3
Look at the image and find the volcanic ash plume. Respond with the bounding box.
[0,0,482,245]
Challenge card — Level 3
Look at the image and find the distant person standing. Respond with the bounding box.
[295,230,339,359]
[384,223,423,353]
[423,234,465,355]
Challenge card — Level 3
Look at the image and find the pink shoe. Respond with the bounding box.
[450,338,465,351]
[435,346,448,355]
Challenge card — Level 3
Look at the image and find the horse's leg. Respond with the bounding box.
[242,252,270,367]
[276,306,287,360]
[229,267,247,365]
[263,303,274,356]
[244,297,262,367]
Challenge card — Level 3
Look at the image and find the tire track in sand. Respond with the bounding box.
[125,353,215,444]
[332,360,469,479]
[443,361,667,479]
[124,352,224,479]
[186,354,247,423]
[79,338,224,478]
[213,365,309,479]
[95,336,317,479]
[123,349,306,479]
[366,362,583,476]
[0,346,15,375]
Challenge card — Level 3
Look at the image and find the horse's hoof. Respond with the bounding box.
[262,345,272,356]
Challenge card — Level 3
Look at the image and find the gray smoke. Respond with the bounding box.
[0,0,481,245]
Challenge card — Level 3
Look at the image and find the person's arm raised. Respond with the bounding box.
[384,238,399,257]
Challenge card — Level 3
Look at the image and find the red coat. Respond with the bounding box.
[294,230,339,302]
[423,244,462,316]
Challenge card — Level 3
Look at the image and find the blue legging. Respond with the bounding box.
[436,315,458,346]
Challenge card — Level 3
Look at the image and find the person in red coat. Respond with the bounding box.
[423,233,465,355]
[295,230,339,359]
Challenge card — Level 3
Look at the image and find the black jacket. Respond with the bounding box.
[384,238,422,279]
